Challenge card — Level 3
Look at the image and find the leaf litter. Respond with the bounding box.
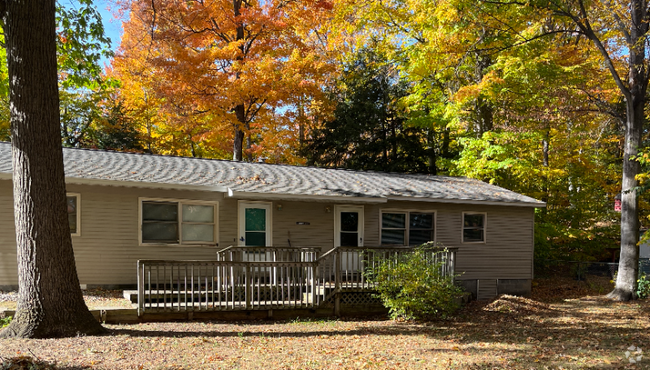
[0,275,648,369]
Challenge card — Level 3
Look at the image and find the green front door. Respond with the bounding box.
[238,202,272,247]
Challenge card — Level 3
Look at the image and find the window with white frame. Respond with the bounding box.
[381,211,435,246]
[67,193,80,236]
[140,199,218,245]
[462,212,486,243]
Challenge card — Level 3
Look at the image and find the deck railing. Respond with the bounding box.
[316,246,457,291]
[137,260,320,314]
[216,246,320,263]
[137,246,457,315]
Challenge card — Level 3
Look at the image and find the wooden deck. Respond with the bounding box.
[137,246,457,317]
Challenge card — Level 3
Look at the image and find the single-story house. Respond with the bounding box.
[0,142,545,300]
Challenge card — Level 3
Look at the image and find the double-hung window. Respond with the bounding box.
[381,211,435,246]
[140,198,218,246]
[462,212,486,243]
[67,193,80,236]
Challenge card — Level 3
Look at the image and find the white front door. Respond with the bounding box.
[334,205,364,247]
[335,205,364,276]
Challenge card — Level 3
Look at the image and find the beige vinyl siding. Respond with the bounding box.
[270,201,334,249]
[377,200,534,281]
[0,180,17,285]
[0,179,536,287]
[220,199,336,248]
[0,182,228,286]
[454,206,534,280]
[219,198,238,246]
[68,184,226,285]
[364,204,381,246]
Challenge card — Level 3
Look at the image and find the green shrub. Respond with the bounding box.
[637,273,650,299]
[367,246,463,320]
[0,316,11,328]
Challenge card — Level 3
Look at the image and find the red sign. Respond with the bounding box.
[615,199,622,212]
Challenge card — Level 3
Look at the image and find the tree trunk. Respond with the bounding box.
[427,128,437,175]
[233,103,245,161]
[608,98,643,301]
[540,128,550,216]
[231,0,245,162]
[605,0,648,301]
[246,133,253,162]
[0,0,106,338]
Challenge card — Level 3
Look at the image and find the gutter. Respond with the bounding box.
[386,195,547,208]
[0,173,228,193]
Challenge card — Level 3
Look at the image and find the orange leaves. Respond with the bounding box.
[112,0,337,162]
[453,70,505,104]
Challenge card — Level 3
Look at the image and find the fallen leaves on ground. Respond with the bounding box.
[0,275,648,369]
[0,355,58,370]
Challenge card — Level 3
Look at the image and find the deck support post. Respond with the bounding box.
[245,264,251,310]
[334,249,341,316]
[311,262,317,306]
[137,260,144,317]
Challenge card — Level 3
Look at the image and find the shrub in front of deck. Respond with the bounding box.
[637,273,650,299]
[368,247,462,320]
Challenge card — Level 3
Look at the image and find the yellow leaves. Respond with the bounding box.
[636,172,650,184]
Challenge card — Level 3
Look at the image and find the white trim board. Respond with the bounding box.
[387,196,546,208]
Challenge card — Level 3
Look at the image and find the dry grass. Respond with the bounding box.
[1,276,649,369]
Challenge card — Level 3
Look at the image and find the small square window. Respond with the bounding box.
[463,213,486,243]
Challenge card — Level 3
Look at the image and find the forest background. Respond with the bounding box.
[0,0,641,267]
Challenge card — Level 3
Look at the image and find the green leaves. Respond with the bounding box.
[368,246,463,320]
[0,316,11,329]
[56,0,114,90]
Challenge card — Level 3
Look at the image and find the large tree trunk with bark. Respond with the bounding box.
[606,0,648,301]
[608,95,644,301]
[0,0,105,338]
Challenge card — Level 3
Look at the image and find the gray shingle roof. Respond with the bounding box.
[0,142,545,206]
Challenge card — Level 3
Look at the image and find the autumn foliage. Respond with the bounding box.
[94,0,650,282]
[111,0,338,162]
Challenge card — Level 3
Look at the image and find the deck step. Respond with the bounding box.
[125,289,332,304]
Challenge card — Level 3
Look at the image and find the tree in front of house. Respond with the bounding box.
[0,0,105,338]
